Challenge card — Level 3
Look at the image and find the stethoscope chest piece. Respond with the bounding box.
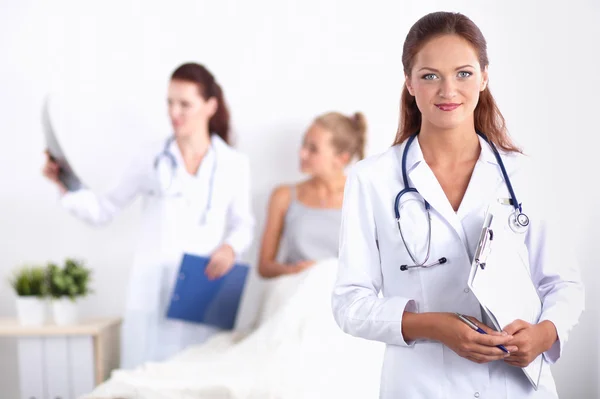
[509,211,529,234]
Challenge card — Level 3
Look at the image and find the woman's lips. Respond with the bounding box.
[435,103,461,111]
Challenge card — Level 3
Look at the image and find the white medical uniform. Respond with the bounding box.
[331,136,584,398]
[60,135,254,369]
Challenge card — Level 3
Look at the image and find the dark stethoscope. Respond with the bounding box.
[153,135,217,224]
[397,132,529,271]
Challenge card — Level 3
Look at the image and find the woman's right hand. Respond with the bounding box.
[42,151,68,194]
[432,313,517,364]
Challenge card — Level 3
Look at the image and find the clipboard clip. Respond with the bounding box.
[474,213,494,270]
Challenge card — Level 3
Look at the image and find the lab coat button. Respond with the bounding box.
[464,287,470,293]
[474,393,480,398]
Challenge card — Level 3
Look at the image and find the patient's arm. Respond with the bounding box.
[258,185,304,278]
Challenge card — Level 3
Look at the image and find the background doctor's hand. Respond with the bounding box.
[42,151,67,195]
[502,319,557,368]
[205,244,236,280]
[433,313,517,364]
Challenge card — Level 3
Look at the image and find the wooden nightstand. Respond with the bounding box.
[0,317,121,399]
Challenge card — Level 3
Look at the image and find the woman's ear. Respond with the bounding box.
[405,75,415,96]
[206,97,219,118]
[480,66,489,92]
[336,151,351,168]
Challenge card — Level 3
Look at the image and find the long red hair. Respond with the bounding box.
[394,12,521,153]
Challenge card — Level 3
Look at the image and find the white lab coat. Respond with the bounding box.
[60,135,255,369]
[332,136,584,399]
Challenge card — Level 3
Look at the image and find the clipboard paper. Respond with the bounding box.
[468,207,543,390]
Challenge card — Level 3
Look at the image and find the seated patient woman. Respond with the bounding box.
[258,111,367,278]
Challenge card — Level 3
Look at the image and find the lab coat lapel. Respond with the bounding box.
[399,138,464,238]
[407,163,462,232]
[456,161,502,220]
[456,137,503,220]
[167,135,219,200]
[402,135,504,245]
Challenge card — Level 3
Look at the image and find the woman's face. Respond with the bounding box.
[167,79,217,138]
[299,123,347,177]
[405,34,488,132]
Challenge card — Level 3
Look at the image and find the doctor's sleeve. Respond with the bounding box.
[59,155,145,226]
[331,167,417,347]
[223,156,255,257]
[527,206,585,364]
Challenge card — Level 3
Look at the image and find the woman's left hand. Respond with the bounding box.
[503,319,557,367]
[205,244,236,280]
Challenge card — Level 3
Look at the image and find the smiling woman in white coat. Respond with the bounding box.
[331,12,584,399]
[42,63,255,369]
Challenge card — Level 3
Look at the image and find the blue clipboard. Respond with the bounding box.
[166,253,249,330]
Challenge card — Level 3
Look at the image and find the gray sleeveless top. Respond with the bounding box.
[280,185,342,264]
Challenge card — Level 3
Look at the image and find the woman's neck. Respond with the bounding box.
[418,123,480,167]
[310,173,346,194]
[176,129,211,160]
[308,172,346,208]
[175,129,211,175]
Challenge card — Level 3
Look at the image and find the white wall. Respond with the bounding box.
[1,0,598,397]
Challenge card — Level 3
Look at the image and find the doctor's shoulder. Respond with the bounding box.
[212,135,250,172]
[499,150,540,185]
[499,149,551,217]
[346,145,400,184]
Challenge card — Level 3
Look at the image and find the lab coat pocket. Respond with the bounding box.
[380,248,425,308]
[381,342,445,397]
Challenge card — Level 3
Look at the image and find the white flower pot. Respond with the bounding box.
[15,297,48,326]
[52,297,79,325]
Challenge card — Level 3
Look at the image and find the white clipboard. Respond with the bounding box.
[467,201,543,390]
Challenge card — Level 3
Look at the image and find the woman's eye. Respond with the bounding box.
[458,71,472,78]
[422,74,437,80]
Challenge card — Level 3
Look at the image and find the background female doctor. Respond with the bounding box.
[42,62,254,368]
[331,12,584,398]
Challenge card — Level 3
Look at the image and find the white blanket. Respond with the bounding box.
[83,259,384,399]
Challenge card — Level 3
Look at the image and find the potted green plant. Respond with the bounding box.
[48,258,93,325]
[9,265,49,326]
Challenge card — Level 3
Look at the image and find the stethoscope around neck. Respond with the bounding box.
[153,135,217,224]
[395,131,530,272]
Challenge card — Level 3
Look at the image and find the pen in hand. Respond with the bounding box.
[455,313,510,354]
